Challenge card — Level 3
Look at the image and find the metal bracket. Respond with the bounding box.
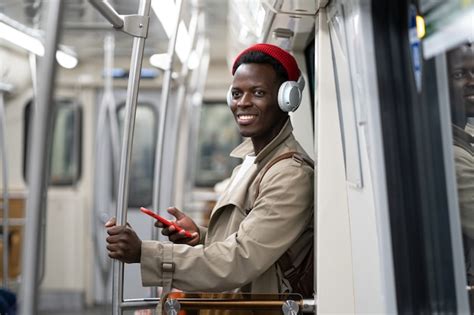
[164,299,181,315]
[120,14,149,38]
[282,300,300,315]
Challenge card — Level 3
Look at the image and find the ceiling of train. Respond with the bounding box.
[0,0,229,62]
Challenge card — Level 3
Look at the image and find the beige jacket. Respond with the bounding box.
[141,119,314,294]
[453,125,474,239]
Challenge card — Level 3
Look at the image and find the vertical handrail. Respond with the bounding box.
[149,0,183,300]
[19,0,64,314]
[92,32,120,302]
[0,84,12,289]
[110,0,151,313]
[104,33,121,180]
[151,0,183,239]
[169,5,202,207]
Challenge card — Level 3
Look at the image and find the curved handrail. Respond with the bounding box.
[89,0,124,29]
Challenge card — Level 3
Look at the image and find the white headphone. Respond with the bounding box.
[227,75,305,112]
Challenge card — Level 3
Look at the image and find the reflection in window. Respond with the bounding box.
[23,99,82,185]
[194,103,241,187]
[117,104,157,207]
[447,42,474,305]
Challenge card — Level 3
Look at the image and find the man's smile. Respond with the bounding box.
[236,114,258,124]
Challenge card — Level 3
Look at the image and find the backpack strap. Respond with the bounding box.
[254,151,314,199]
[253,151,315,297]
[156,244,174,314]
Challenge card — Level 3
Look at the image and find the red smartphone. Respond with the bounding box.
[140,207,193,238]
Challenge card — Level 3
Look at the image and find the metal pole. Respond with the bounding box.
[116,297,317,313]
[91,32,119,302]
[150,0,183,301]
[169,6,199,206]
[19,0,64,314]
[104,33,121,188]
[89,0,124,29]
[111,0,151,313]
[0,85,11,288]
[152,0,183,237]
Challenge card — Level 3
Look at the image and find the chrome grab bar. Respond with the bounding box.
[117,296,317,313]
[89,0,124,29]
[88,0,151,314]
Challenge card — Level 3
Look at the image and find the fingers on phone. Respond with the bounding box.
[167,207,184,220]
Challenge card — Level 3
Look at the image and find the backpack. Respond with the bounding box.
[254,151,315,298]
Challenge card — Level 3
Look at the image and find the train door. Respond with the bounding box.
[370,0,473,313]
[316,0,397,313]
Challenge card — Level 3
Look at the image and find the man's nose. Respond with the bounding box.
[466,70,474,86]
[237,92,252,106]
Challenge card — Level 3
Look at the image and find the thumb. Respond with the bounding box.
[167,207,185,220]
[105,217,116,227]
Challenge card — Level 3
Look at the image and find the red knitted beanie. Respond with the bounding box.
[232,43,300,81]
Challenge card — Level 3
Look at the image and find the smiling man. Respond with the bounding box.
[105,44,315,302]
[447,43,474,308]
[448,43,474,129]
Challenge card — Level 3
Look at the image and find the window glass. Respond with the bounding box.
[116,104,157,207]
[24,99,82,185]
[194,103,241,187]
[50,101,82,184]
[447,43,474,304]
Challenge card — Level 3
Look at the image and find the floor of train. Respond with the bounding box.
[39,305,112,315]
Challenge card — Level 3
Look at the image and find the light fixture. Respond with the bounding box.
[151,0,177,38]
[187,50,199,70]
[416,15,426,39]
[149,53,170,70]
[0,21,44,56]
[0,14,78,69]
[151,0,191,64]
[175,21,191,63]
[56,50,78,69]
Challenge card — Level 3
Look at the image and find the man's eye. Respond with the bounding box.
[452,70,466,80]
[232,91,241,98]
[255,90,264,97]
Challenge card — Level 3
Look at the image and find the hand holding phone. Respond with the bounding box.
[140,207,193,238]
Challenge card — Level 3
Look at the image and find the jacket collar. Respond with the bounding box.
[230,118,294,163]
[453,124,474,154]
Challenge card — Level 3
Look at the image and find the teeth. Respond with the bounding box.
[239,115,255,120]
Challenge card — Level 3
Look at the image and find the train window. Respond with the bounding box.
[445,42,474,304]
[194,102,241,187]
[23,99,82,185]
[116,103,157,207]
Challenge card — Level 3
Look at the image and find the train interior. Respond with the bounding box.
[0,0,473,314]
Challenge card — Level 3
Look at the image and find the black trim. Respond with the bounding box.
[372,0,457,313]
[304,37,315,130]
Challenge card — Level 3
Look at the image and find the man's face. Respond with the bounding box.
[229,63,287,151]
[447,45,474,125]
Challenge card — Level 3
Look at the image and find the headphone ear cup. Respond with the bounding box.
[278,81,302,112]
[226,86,233,107]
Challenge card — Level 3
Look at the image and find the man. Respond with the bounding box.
[105,44,314,299]
[447,43,474,306]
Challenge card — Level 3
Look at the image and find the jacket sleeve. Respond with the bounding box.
[454,145,474,239]
[140,159,314,292]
